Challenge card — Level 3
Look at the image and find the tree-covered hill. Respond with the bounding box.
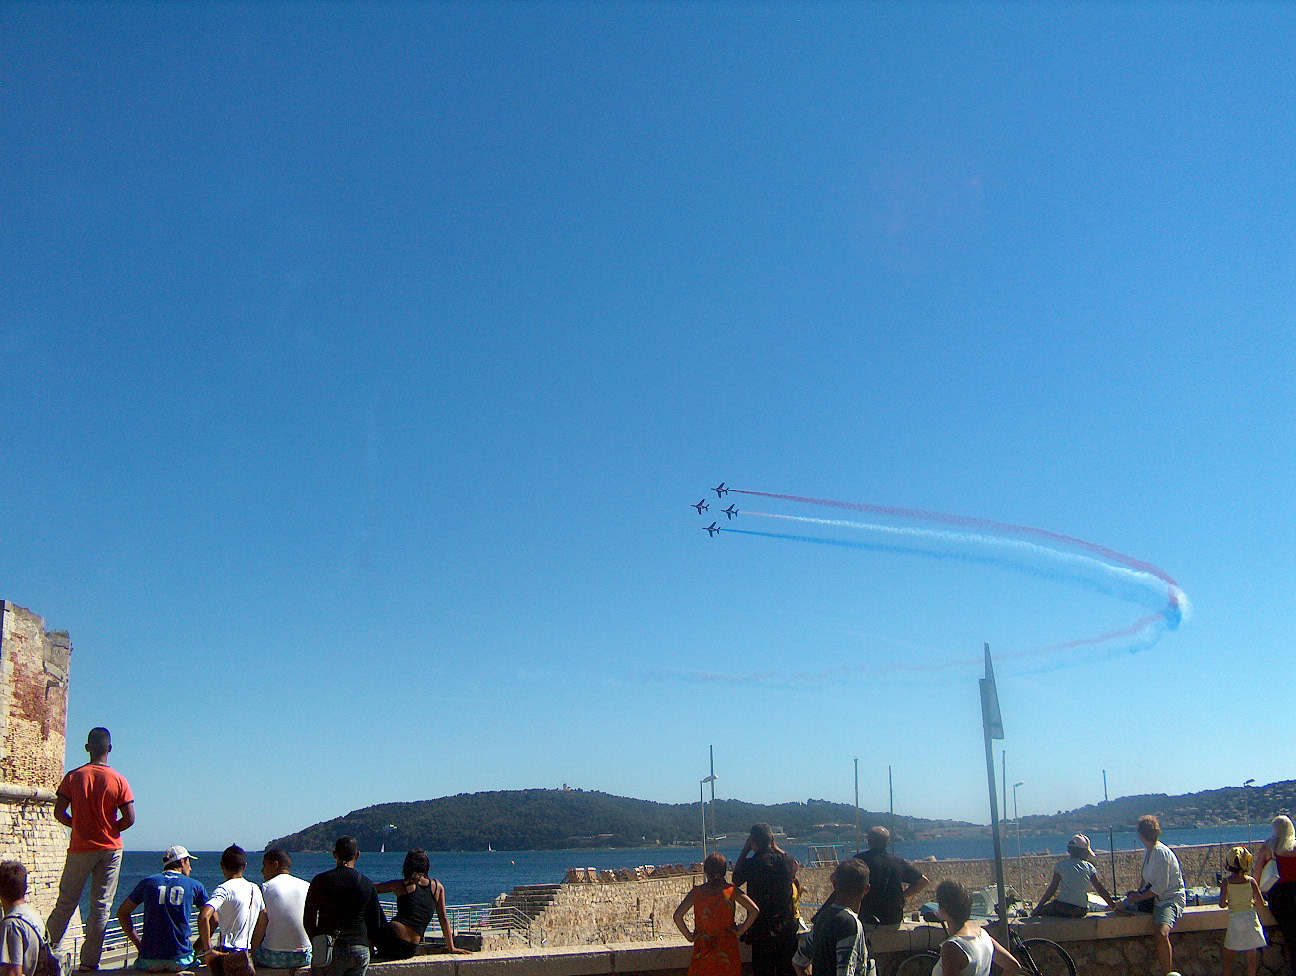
[265,790,953,852]
[267,780,1295,853]
[1018,780,1295,835]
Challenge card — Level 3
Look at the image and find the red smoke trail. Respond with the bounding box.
[731,488,1181,599]
[1034,613,1166,653]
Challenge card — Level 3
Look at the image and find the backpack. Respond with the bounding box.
[3,911,64,976]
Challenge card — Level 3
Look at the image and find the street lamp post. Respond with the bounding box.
[1243,779,1255,845]
[1012,781,1025,896]
[701,774,717,858]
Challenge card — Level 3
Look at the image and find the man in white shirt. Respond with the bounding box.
[253,850,312,974]
[198,846,265,976]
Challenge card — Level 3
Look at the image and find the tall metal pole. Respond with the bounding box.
[854,757,861,854]
[1243,779,1255,846]
[1104,770,1117,892]
[700,779,707,860]
[710,745,717,836]
[980,644,1009,936]
[699,782,710,855]
[983,714,1008,933]
[889,765,894,818]
[1002,750,1007,836]
[1013,781,1025,895]
[701,766,718,860]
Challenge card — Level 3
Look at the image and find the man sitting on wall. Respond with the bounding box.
[198,846,265,976]
[1117,814,1186,976]
[252,850,312,974]
[117,846,208,973]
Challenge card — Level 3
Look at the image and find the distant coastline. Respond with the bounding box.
[267,781,1294,854]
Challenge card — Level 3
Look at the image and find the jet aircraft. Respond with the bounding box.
[723,505,738,519]
[704,522,720,537]
[692,499,709,514]
[712,482,729,498]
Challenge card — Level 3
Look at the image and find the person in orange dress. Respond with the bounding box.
[674,853,760,976]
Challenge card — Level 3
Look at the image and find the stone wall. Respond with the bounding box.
[525,843,1254,948]
[526,874,702,947]
[870,908,1289,976]
[362,908,1287,976]
[0,602,72,916]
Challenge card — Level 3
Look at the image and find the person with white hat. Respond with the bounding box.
[1030,833,1119,918]
[117,847,208,972]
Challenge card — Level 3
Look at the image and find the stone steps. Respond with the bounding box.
[497,883,565,920]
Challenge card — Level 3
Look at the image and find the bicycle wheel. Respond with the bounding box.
[1019,938,1076,976]
[891,949,939,976]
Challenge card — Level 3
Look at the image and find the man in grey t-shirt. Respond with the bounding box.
[0,861,48,976]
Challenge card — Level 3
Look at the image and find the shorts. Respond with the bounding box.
[134,954,195,972]
[1036,900,1087,919]
[255,947,313,969]
[1152,899,1184,928]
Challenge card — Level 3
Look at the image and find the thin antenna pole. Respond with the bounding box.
[1002,750,1007,831]
[1104,770,1117,891]
[854,757,861,854]
[710,745,716,808]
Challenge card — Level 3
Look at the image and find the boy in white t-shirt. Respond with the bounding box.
[198,846,265,975]
[253,849,312,973]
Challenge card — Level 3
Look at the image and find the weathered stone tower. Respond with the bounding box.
[0,602,72,915]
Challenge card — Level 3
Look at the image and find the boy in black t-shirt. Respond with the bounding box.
[793,859,871,976]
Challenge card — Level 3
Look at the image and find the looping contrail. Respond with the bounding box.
[665,488,1189,687]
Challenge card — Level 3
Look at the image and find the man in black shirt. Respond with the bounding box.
[852,826,928,927]
[732,823,800,976]
[304,836,383,976]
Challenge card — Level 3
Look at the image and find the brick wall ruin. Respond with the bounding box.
[0,602,72,915]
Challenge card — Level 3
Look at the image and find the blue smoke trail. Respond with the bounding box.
[722,527,1175,615]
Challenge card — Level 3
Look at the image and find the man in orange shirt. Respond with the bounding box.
[45,728,135,973]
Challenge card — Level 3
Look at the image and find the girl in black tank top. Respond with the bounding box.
[372,849,470,958]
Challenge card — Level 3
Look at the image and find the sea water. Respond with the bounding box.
[93,823,1266,916]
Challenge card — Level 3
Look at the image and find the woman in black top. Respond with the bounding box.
[372,849,469,958]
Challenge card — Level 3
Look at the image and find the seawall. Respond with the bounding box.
[362,908,1290,976]
[521,841,1246,947]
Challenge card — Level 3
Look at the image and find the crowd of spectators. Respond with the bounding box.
[5,729,1292,976]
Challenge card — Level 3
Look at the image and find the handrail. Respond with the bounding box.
[67,898,532,967]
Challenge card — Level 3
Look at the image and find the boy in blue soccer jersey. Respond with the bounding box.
[117,847,208,972]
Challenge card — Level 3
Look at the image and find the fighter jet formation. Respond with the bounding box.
[693,483,736,535]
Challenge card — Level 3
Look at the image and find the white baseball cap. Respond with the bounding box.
[163,846,196,865]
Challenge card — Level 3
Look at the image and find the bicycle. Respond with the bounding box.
[889,910,1076,976]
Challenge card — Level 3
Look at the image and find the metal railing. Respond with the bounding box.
[60,897,533,968]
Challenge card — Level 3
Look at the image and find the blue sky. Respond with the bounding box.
[2,2,1291,851]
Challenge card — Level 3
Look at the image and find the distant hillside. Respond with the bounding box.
[266,790,959,852]
[267,781,1295,853]
[1018,780,1296,835]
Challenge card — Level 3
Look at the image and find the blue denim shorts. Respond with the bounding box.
[255,947,311,969]
[134,953,195,972]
